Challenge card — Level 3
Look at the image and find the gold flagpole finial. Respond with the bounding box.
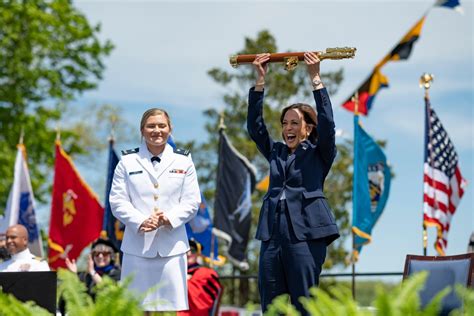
[419,73,434,98]
[218,112,226,130]
[109,114,118,142]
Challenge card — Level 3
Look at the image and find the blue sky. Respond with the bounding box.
[64,0,473,276]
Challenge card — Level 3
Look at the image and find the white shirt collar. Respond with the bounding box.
[12,248,32,261]
[140,142,165,160]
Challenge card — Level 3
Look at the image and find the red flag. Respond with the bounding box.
[341,69,388,115]
[48,140,104,269]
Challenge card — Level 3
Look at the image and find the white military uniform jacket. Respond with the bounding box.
[109,142,201,258]
[0,248,50,272]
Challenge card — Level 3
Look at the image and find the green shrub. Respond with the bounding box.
[0,270,144,315]
[57,269,143,316]
[264,272,474,316]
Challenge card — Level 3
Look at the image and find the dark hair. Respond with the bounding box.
[140,108,172,132]
[280,103,318,143]
[189,239,203,254]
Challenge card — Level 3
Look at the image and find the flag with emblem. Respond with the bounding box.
[423,97,466,256]
[352,115,391,260]
[100,139,123,252]
[185,195,225,265]
[48,140,104,269]
[0,144,43,257]
[343,16,426,115]
[167,136,223,264]
[213,128,256,270]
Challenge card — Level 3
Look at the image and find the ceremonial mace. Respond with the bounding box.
[229,47,356,71]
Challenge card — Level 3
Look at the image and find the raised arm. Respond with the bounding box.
[247,53,274,161]
[305,52,337,165]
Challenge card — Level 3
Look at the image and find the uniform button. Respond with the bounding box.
[154,207,159,213]
[154,194,159,201]
[154,183,159,188]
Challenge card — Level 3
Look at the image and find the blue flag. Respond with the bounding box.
[352,116,391,259]
[435,0,463,13]
[101,140,123,250]
[185,195,223,264]
[167,136,223,265]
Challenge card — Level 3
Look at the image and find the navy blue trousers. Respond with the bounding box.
[258,200,327,316]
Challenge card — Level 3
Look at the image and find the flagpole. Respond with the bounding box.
[19,128,24,145]
[109,114,117,143]
[219,112,226,131]
[351,92,359,300]
[210,231,215,269]
[55,124,61,142]
[419,73,434,256]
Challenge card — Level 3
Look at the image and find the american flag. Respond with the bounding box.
[423,97,467,256]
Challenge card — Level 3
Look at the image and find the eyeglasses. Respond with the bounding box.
[92,251,111,257]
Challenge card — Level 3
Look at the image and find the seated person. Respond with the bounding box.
[65,238,121,297]
[0,224,49,272]
[0,233,11,262]
[178,239,222,316]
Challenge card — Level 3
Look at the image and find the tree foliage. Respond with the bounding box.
[0,0,113,212]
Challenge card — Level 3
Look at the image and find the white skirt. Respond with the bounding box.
[121,252,188,311]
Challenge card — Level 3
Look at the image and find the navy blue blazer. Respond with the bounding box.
[247,87,340,245]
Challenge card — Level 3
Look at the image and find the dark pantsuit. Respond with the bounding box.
[259,200,327,316]
[248,87,339,315]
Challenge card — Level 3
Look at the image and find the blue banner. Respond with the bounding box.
[352,116,391,259]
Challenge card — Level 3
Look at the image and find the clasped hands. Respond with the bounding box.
[139,211,171,233]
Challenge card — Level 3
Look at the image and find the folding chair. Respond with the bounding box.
[403,253,474,315]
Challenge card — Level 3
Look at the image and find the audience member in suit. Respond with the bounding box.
[247,52,340,316]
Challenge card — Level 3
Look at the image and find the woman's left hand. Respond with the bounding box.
[304,52,321,81]
[156,212,171,227]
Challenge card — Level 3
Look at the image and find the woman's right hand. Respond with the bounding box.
[65,257,77,273]
[253,53,270,88]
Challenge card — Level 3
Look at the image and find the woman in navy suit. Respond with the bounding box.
[247,52,340,315]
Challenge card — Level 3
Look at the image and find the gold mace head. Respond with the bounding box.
[419,73,434,89]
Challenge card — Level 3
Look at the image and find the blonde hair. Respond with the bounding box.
[140,108,172,132]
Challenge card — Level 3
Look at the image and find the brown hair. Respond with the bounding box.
[280,103,318,143]
[140,108,172,132]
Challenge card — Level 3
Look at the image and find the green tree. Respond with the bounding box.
[179,30,351,305]
[0,0,113,212]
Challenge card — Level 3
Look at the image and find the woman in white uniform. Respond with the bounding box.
[109,108,201,313]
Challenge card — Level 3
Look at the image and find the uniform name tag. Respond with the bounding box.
[169,169,186,174]
[129,170,143,175]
